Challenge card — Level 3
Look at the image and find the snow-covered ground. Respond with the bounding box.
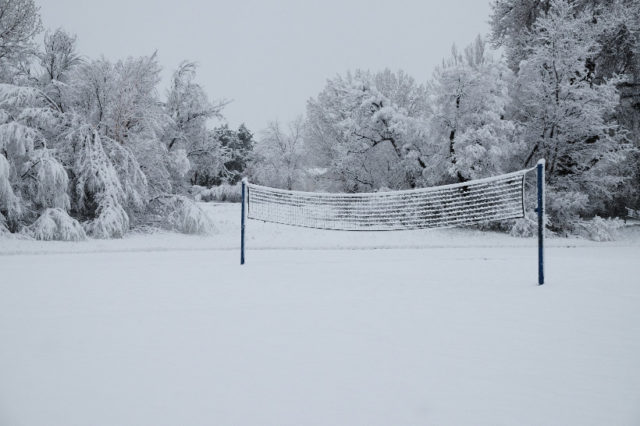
[1,203,640,425]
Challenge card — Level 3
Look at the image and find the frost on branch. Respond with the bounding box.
[71,127,130,238]
[25,208,86,241]
[149,195,215,235]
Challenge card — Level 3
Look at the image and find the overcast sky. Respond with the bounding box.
[39,0,493,134]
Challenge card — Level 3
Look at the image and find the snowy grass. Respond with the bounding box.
[1,203,639,425]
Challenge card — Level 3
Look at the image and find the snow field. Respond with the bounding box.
[1,204,639,425]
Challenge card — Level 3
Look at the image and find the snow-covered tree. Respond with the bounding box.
[0,3,75,238]
[164,61,228,188]
[598,1,640,212]
[0,82,69,233]
[306,69,428,191]
[491,0,640,75]
[66,126,130,238]
[56,56,229,236]
[0,2,228,240]
[66,54,166,144]
[0,0,41,75]
[52,57,157,234]
[511,0,632,231]
[216,123,254,184]
[491,0,640,214]
[37,28,82,112]
[425,36,520,185]
[490,0,554,72]
[251,117,307,190]
[186,129,229,187]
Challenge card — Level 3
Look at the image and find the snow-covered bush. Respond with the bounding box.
[546,190,590,235]
[509,215,538,238]
[576,216,624,242]
[170,197,215,235]
[192,183,241,202]
[83,201,129,239]
[149,195,215,235]
[25,208,86,241]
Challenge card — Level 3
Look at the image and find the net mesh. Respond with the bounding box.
[246,169,530,231]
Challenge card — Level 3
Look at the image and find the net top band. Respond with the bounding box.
[245,166,534,197]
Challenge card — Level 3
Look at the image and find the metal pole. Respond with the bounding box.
[241,179,246,265]
[536,159,545,285]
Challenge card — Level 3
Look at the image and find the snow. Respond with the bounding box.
[1,203,640,426]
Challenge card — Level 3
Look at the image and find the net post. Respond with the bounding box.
[536,159,545,285]
[241,178,247,265]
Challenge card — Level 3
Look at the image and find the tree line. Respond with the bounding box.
[1,0,638,240]
[252,0,640,236]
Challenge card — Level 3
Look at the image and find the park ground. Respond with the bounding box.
[1,203,639,425]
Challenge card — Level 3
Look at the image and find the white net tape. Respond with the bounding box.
[246,169,531,231]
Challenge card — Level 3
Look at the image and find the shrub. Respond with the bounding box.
[575,216,624,241]
[149,195,216,235]
[83,202,129,239]
[25,208,87,241]
[192,183,242,203]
